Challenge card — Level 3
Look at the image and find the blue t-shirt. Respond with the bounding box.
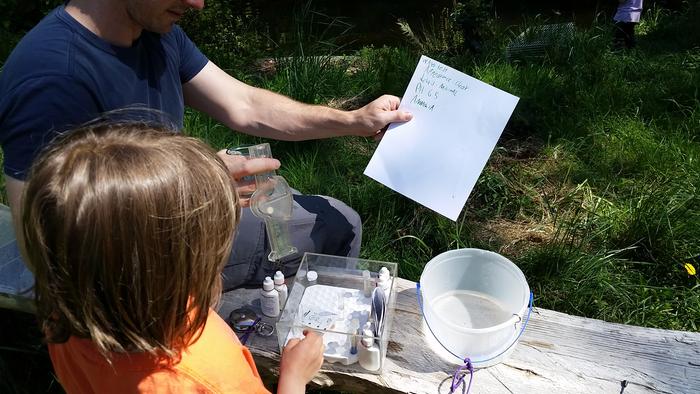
[0,6,209,180]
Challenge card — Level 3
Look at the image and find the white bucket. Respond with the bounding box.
[419,248,530,367]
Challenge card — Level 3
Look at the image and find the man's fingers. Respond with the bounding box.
[238,157,280,178]
[398,111,413,122]
[378,94,401,110]
[238,197,251,208]
[216,150,280,179]
[383,110,412,124]
[235,182,256,194]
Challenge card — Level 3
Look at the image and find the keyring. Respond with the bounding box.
[256,322,275,337]
[227,307,275,338]
[228,308,259,332]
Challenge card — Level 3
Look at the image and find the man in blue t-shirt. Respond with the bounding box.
[0,0,413,289]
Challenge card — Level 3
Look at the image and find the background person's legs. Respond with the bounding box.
[221,192,362,290]
[613,21,637,49]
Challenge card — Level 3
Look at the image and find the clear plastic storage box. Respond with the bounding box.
[276,253,397,374]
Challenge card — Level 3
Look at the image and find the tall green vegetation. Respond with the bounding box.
[179,0,268,72]
[0,0,62,64]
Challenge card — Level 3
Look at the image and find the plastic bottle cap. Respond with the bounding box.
[306,270,318,282]
[263,276,274,291]
[362,328,375,347]
[273,271,285,285]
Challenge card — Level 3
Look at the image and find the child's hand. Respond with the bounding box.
[277,330,324,394]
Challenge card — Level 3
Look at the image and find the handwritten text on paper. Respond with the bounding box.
[364,55,520,221]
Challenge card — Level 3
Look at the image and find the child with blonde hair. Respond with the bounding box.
[20,122,323,393]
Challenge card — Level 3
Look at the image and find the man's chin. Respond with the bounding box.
[148,22,176,34]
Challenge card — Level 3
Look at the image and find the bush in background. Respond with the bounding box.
[179,0,269,72]
[0,0,62,64]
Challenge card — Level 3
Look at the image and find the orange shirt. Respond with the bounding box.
[49,309,271,394]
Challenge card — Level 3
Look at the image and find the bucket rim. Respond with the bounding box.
[421,248,528,282]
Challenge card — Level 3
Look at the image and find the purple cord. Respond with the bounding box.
[450,358,474,394]
[238,317,261,345]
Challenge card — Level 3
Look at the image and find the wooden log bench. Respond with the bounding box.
[2,211,699,393]
[218,277,700,394]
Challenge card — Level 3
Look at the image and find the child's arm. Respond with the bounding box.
[277,330,324,394]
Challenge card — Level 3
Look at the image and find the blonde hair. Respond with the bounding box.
[20,122,239,360]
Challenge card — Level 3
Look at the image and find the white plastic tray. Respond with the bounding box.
[285,284,372,365]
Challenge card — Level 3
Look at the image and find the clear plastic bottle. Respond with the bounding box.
[260,276,280,317]
[362,270,372,297]
[349,318,360,355]
[273,271,288,309]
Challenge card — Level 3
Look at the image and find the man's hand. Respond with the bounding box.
[353,94,413,140]
[278,330,325,394]
[216,150,280,207]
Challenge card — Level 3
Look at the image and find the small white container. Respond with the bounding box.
[362,270,372,297]
[377,266,391,293]
[358,327,381,371]
[419,248,530,367]
[306,270,318,285]
[261,276,280,317]
[273,271,288,309]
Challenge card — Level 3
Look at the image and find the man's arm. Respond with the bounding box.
[182,61,412,141]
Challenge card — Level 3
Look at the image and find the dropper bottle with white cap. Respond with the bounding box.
[376,266,392,293]
[260,276,280,317]
[273,270,288,309]
[306,270,318,286]
[358,321,380,371]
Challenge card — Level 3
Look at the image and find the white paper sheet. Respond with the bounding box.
[364,55,519,221]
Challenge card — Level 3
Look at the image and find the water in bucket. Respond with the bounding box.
[430,290,512,330]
